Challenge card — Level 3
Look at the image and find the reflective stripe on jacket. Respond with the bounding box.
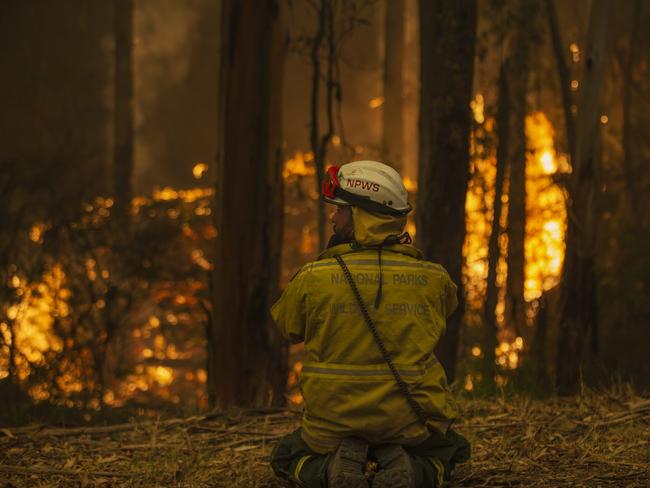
[271,239,459,454]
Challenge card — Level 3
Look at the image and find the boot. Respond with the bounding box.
[372,444,415,488]
[327,437,369,488]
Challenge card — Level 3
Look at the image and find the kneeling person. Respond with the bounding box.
[270,161,470,487]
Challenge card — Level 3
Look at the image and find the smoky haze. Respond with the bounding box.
[0,1,410,196]
[135,0,219,193]
[134,1,422,194]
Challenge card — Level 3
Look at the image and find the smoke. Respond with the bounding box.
[133,0,418,194]
[134,0,219,193]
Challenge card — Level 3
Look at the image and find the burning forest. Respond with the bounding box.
[1,0,649,486]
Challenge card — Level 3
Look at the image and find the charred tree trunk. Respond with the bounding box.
[483,62,509,381]
[504,0,536,341]
[382,0,405,170]
[113,0,134,216]
[417,0,477,383]
[211,0,288,408]
[556,0,609,396]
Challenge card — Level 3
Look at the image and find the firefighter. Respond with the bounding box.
[270,161,470,488]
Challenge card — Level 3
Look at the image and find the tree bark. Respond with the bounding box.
[417,0,477,383]
[113,0,134,216]
[382,0,405,171]
[483,62,509,381]
[555,0,610,396]
[310,1,327,251]
[532,288,552,388]
[533,295,548,385]
[621,0,641,220]
[309,0,336,251]
[503,0,537,341]
[211,0,288,408]
[545,0,576,164]
[209,0,227,406]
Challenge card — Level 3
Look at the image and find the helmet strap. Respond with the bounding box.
[333,187,409,216]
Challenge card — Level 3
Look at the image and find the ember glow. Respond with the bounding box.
[283,151,316,178]
[464,105,566,302]
[1,180,214,410]
[368,96,385,109]
[523,112,567,301]
[462,102,567,381]
[1,266,67,381]
[192,162,209,179]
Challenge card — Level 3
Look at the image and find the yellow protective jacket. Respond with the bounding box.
[271,208,459,454]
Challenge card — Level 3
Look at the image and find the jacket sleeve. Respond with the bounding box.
[271,266,309,343]
[445,277,459,318]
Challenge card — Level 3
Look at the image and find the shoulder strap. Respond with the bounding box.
[334,254,431,430]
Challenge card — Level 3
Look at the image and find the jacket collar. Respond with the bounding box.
[317,242,423,261]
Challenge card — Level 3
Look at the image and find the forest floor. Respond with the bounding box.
[1,387,649,488]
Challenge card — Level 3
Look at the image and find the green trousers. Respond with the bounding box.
[270,428,470,488]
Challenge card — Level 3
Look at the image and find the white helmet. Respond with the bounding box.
[321,160,411,215]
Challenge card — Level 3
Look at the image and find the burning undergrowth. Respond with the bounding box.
[0,387,647,487]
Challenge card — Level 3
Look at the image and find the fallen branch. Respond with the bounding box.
[2,416,207,438]
[594,412,649,428]
[460,421,528,431]
[0,464,137,478]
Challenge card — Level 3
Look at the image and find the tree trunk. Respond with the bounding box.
[7,319,17,380]
[621,0,641,220]
[113,0,134,216]
[483,62,509,381]
[310,1,326,251]
[310,0,335,251]
[555,0,610,396]
[417,0,477,383]
[209,0,227,407]
[211,0,287,408]
[532,289,550,388]
[534,296,549,385]
[504,0,537,341]
[204,299,218,407]
[382,0,405,170]
[545,0,576,164]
